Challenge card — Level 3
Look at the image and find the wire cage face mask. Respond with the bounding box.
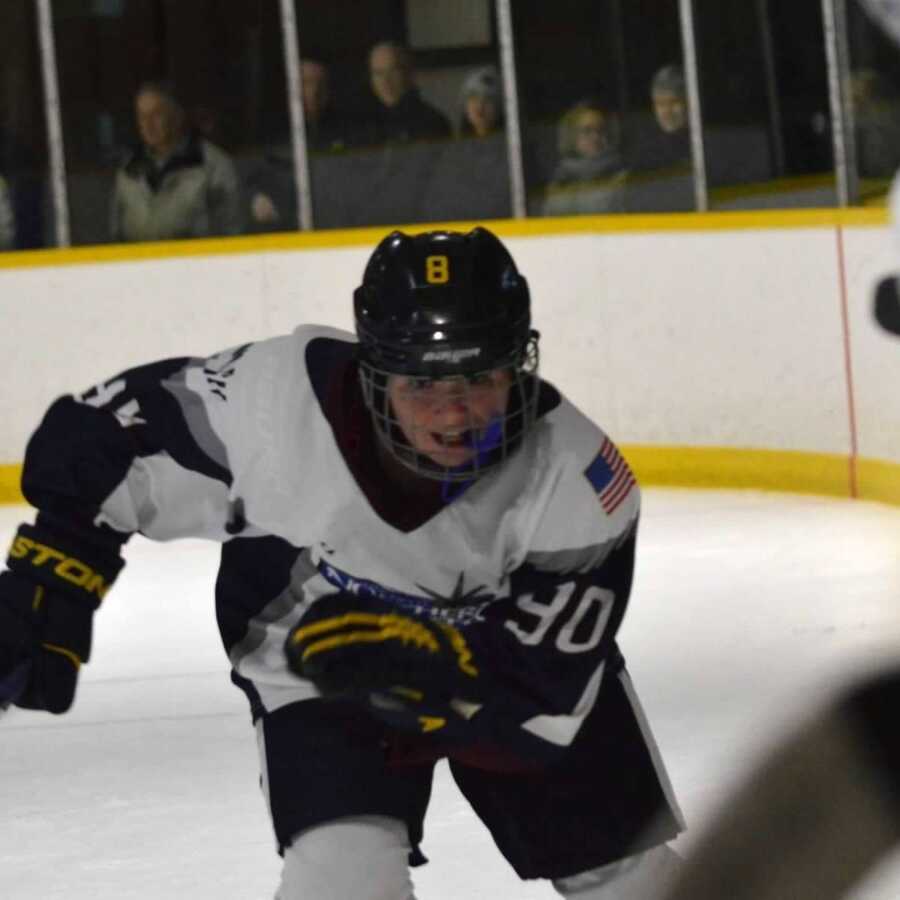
[359,336,540,484]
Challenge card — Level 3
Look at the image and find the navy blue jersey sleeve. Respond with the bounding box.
[20,349,247,546]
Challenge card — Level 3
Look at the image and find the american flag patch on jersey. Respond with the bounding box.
[584,438,636,514]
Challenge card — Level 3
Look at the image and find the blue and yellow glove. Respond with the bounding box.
[285,592,481,737]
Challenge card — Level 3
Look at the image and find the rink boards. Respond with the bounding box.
[1,207,897,505]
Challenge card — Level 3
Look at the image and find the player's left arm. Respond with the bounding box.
[476,523,636,730]
[439,424,642,760]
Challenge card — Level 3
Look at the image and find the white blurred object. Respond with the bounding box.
[859,0,900,45]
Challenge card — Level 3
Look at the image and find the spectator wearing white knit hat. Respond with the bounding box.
[424,65,513,222]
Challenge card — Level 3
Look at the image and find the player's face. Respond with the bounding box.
[387,369,513,469]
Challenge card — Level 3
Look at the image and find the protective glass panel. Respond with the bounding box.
[52,0,291,245]
[698,0,838,211]
[0,1,49,250]
[513,0,689,216]
[848,0,900,203]
[292,0,509,229]
[618,0,694,213]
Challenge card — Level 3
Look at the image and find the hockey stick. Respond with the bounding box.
[0,660,31,714]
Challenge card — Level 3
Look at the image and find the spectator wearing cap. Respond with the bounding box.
[458,66,504,137]
[110,81,243,242]
[542,100,628,216]
[423,65,513,222]
[623,63,694,212]
[652,66,689,136]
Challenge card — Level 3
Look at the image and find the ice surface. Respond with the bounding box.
[3,489,900,899]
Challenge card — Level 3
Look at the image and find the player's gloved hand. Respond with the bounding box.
[0,522,124,713]
[285,592,481,736]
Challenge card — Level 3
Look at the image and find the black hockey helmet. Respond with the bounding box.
[354,227,534,377]
[353,227,541,483]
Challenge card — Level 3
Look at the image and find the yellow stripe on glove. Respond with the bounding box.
[288,611,478,678]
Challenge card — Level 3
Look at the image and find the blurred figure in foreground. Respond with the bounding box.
[849,68,900,180]
[660,668,900,900]
[110,82,242,242]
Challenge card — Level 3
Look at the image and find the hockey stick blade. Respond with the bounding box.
[0,659,32,712]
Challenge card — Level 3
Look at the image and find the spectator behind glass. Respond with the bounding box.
[248,58,351,231]
[0,174,14,250]
[648,64,691,168]
[424,66,512,221]
[459,66,504,137]
[360,41,452,145]
[0,126,43,249]
[624,64,694,212]
[316,42,451,228]
[110,82,243,243]
[849,68,900,180]
[542,101,628,216]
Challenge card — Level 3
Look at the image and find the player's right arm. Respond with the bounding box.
[0,348,248,713]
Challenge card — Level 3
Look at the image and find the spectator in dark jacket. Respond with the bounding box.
[0,126,44,248]
[360,42,452,146]
[246,58,353,232]
[624,64,694,212]
[641,64,691,171]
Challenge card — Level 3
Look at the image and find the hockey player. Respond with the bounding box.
[0,227,684,899]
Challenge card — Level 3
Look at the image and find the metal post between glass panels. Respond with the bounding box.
[36,0,70,247]
[822,0,859,206]
[496,0,527,219]
[279,0,313,230]
[756,0,787,177]
[678,0,709,212]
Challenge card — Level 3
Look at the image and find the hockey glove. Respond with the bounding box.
[1,523,124,713]
[285,593,481,735]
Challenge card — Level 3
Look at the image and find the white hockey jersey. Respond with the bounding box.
[21,325,640,762]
